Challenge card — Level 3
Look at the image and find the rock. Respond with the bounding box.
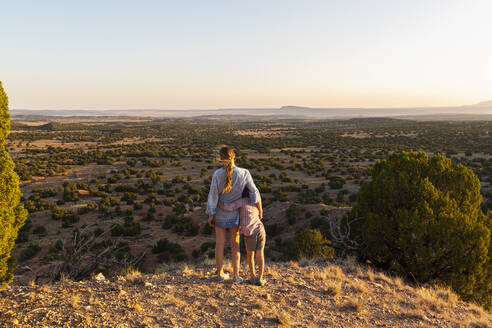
[93,273,106,282]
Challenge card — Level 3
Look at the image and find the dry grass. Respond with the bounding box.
[341,296,363,312]
[401,308,426,321]
[341,256,359,274]
[467,302,488,319]
[376,271,395,285]
[324,279,342,297]
[39,284,50,293]
[165,294,186,307]
[367,267,375,282]
[393,276,405,289]
[181,264,192,276]
[322,264,347,282]
[287,261,301,271]
[71,294,80,308]
[466,318,491,328]
[434,286,458,306]
[124,269,145,285]
[88,293,99,306]
[348,278,368,295]
[314,269,328,281]
[416,286,448,314]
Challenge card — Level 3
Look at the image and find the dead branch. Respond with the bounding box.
[49,226,145,281]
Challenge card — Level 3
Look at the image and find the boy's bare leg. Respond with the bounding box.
[229,226,241,278]
[256,249,264,281]
[215,226,227,277]
[247,251,256,280]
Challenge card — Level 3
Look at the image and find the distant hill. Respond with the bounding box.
[469,100,492,108]
[10,101,492,120]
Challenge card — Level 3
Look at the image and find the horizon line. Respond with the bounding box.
[11,102,491,111]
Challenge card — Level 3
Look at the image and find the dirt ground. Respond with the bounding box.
[1,260,489,328]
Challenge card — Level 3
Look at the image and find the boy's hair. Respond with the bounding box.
[241,186,250,198]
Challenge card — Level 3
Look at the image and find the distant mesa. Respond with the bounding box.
[469,100,492,108]
[280,105,312,110]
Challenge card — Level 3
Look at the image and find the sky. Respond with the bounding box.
[1,0,491,110]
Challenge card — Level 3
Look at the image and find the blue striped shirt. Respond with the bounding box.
[206,167,261,228]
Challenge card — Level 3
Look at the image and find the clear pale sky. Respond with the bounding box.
[1,0,491,109]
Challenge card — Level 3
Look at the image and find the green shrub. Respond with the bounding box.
[32,225,47,235]
[21,243,41,260]
[200,241,215,253]
[152,238,186,262]
[0,82,28,287]
[353,151,491,309]
[111,218,141,237]
[265,223,282,237]
[286,203,297,225]
[52,208,80,228]
[162,214,179,229]
[286,229,334,260]
[327,176,345,189]
[297,189,321,204]
[192,249,201,258]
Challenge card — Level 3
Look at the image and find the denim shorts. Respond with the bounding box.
[215,216,240,229]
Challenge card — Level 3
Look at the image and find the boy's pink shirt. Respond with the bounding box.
[222,197,261,236]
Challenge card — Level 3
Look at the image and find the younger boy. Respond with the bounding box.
[218,188,267,285]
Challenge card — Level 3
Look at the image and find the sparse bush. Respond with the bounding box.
[200,241,215,253]
[354,151,491,309]
[111,218,141,237]
[52,208,80,228]
[328,176,345,189]
[32,225,47,235]
[21,243,41,260]
[286,229,334,260]
[152,238,186,262]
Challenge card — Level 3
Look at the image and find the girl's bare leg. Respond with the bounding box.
[247,251,256,280]
[215,226,227,277]
[229,226,241,278]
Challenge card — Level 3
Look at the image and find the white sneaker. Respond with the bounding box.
[232,276,244,284]
[217,273,230,283]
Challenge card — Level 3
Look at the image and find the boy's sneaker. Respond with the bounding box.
[232,276,244,284]
[255,278,267,286]
[248,278,258,285]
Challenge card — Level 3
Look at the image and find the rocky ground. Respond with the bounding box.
[0,259,490,328]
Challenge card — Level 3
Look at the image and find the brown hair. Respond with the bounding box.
[219,146,235,193]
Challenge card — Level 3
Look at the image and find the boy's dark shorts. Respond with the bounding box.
[244,225,266,252]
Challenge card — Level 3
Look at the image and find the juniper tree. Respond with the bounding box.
[0,81,27,287]
[353,151,491,309]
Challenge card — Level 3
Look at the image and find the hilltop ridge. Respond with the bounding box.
[0,259,489,328]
